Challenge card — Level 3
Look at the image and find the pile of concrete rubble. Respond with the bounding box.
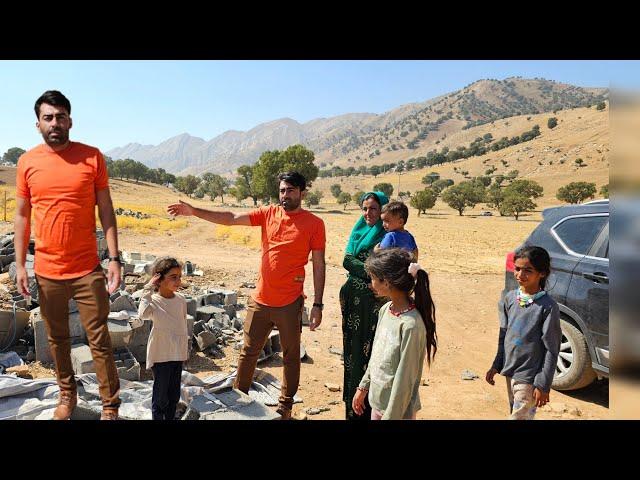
[0,231,308,420]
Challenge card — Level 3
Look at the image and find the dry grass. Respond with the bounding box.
[116,216,189,234]
[213,224,261,249]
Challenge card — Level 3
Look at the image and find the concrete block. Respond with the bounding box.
[196,330,217,351]
[205,290,224,304]
[196,305,225,322]
[125,317,151,354]
[222,291,237,306]
[0,305,29,350]
[208,317,224,330]
[196,294,208,307]
[68,299,79,314]
[233,317,244,331]
[113,347,140,381]
[223,305,237,320]
[70,344,95,375]
[269,331,282,352]
[208,289,237,306]
[186,314,194,338]
[110,293,136,312]
[182,261,194,276]
[109,290,123,302]
[0,253,15,266]
[185,298,197,318]
[33,310,86,363]
[193,320,206,336]
[107,319,132,349]
[128,344,147,363]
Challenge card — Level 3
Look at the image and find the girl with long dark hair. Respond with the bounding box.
[352,248,437,420]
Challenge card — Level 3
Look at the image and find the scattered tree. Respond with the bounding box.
[337,192,352,210]
[441,181,486,216]
[251,145,319,201]
[304,190,323,208]
[486,183,505,213]
[373,182,394,198]
[352,190,365,205]
[547,117,558,129]
[431,179,454,194]
[330,184,343,199]
[600,184,609,199]
[2,147,26,165]
[410,189,437,216]
[421,172,440,185]
[556,182,597,204]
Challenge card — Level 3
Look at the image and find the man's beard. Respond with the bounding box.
[280,198,300,211]
[43,129,69,146]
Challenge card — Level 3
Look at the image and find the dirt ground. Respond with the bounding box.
[112,221,609,420]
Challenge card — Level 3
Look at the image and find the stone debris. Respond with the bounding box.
[461,369,479,381]
[114,208,151,219]
[0,230,250,370]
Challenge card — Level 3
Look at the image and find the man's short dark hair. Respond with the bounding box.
[382,201,409,224]
[35,90,71,119]
[278,171,307,191]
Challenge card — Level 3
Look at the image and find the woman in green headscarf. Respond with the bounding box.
[340,191,389,420]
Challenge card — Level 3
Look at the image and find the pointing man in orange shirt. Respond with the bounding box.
[168,171,326,419]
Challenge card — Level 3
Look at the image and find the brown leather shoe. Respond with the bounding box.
[276,405,292,420]
[53,390,77,420]
[100,407,119,420]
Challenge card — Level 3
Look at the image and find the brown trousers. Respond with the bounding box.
[234,295,304,410]
[36,265,120,408]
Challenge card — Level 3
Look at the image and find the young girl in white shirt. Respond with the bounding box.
[131,257,188,420]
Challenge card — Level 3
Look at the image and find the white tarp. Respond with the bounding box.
[0,368,301,420]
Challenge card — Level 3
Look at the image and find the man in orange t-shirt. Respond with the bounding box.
[168,171,326,419]
[14,91,122,420]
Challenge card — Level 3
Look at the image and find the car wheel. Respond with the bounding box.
[552,318,597,391]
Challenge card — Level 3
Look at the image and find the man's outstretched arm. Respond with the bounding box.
[167,200,253,226]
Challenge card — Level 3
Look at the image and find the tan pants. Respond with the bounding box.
[36,265,120,408]
[506,377,536,420]
[233,295,304,411]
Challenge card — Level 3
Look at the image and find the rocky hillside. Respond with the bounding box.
[106,77,607,176]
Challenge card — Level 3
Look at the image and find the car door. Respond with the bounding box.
[567,220,609,370]
[551,213,609,368]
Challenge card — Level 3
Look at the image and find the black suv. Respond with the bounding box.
[503,199,609,390]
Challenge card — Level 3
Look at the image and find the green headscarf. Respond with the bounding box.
[345,191,389,257]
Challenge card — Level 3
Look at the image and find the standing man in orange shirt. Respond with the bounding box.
[168,171,326,419]
[14,90,122,420]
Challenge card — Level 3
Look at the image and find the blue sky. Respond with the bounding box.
[1,60,638,157]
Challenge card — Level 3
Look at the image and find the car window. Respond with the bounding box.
[591,222,609,259]
[553,215,607,255]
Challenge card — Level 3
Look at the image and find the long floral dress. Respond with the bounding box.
[339,248,386,420]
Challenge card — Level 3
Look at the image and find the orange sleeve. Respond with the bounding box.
[15,155,30,199]
[95,151,109,191]
[249,206,267,227]
[310,217,326,250]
